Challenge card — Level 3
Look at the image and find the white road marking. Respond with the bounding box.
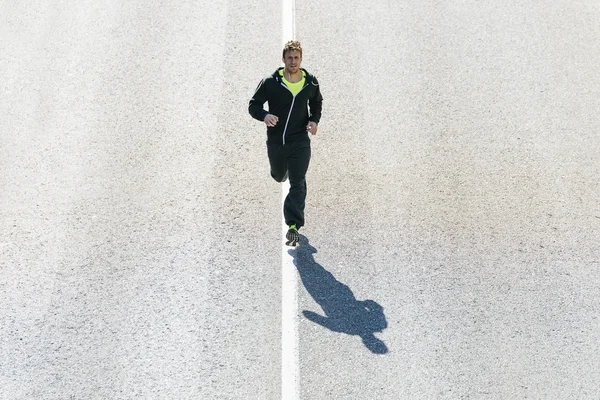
[281,182,299,400]
[282,0,295,45]
[281,1,298,399]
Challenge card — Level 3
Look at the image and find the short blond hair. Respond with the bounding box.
[282,40,303,58]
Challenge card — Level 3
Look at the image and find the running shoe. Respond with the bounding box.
[285,224,299,246]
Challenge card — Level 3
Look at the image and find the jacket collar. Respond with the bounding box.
[273,67,310,82]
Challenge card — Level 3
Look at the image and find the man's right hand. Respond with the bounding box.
[264,114,279,127]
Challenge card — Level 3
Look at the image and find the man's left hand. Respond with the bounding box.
[307,122,318,135]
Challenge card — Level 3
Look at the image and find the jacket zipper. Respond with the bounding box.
[280,81,307,145]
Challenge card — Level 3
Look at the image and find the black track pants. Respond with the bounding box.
[267,140,311,228]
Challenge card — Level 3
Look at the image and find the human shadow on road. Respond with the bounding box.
[288,236,388,354]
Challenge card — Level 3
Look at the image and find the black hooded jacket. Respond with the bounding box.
[249,67,323,145]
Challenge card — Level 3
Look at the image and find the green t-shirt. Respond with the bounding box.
[280,69,306,96]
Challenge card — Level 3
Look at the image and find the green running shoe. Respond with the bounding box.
[285,224,299,246]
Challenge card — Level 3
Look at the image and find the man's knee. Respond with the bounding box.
[271,170,289,182]
[288,176,306,189]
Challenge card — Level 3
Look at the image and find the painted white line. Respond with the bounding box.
[282,0,295,45]
[281,183,299,400]
[281,1,298,399]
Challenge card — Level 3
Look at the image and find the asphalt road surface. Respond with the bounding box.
[2,1,599,399]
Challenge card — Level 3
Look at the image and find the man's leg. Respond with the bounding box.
[267,142,289,182]
[284,140,311,229]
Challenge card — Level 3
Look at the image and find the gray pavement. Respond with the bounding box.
[1,0,600,399]
[297,0,600,398]
[2,1,280,398]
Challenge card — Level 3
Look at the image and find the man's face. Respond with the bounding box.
[282,50,302,74]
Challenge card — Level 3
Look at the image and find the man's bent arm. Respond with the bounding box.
[249,79,269,121]
[308,77,323,124]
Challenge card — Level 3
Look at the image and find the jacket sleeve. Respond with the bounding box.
[248,78,269,121]
[308,76,323,124]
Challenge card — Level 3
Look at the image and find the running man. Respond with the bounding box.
[249,40,323,246]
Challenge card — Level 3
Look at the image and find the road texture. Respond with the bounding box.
[1,0,599,399]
